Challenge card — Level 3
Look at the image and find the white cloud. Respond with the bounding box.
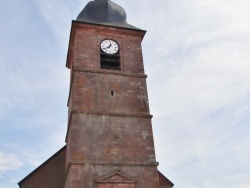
[0,151,23,178]
[143,0,250,119]
[1,0,250,188]
[134,1,250,187]
[34,0,83,47]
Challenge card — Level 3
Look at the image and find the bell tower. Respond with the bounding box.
[65,0,162,187]
[17,1,174,187]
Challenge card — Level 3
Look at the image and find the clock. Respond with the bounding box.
[100,39,119,54]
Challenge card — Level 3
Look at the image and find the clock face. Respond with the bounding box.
[100,39,119,54]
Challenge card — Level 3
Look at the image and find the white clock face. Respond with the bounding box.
[100,39,119,54]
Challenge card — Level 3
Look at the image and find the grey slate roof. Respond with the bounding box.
[76,0,142,30]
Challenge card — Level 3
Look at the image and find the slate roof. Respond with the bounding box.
[76,0,142,30]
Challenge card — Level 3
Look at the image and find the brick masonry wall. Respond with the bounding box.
[68,113,156,163]
[71,71,149,115]
[67,22,145,74]
[65,22,161,188]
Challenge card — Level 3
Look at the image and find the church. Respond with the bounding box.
[18,0,174,187]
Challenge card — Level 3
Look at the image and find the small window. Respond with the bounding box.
[100,53,120,70]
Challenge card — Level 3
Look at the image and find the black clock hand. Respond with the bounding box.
[103,43,112,49]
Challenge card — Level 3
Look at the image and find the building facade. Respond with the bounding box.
[18,1,174,188]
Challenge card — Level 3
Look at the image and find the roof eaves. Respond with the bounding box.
[18,145,66,186]
[158,170,174,187]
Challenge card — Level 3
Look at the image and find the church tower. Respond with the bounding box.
[65,1,160,187]
[18,1,174,188]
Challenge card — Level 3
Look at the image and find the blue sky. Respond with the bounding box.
[0,0,250,187]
